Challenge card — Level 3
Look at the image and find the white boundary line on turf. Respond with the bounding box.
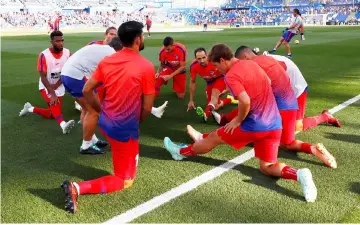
[104,94,360,224]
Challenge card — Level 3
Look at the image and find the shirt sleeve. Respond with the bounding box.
[224,72,245,97]
[190,64,197,80]
[37,53,47,72]
[91,61,104,83]
[178,45,186,62]
[142,61,156,95]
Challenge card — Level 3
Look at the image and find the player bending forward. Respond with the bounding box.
[19,31,74,134]
[164,44,317,202]
[61,21,156,213]
[187,47,233,122]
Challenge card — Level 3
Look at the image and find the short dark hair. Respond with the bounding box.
[105,26,117,35]
[163,36,174,46]
[50,31,63,40]
[108,36,122,51]
[294,8,301,15]
[234,45,252,58]
[194,47,206,57]
[118,21,144,47]
[146,15,149,18]
[208,44,233,63]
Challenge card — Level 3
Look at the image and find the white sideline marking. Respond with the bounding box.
[104,94,360,224]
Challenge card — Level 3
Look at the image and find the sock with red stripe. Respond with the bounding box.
[281,166,298,181]
[76,175,125,195]
[300,143,313,154]
[220,98,231,106]
[33,107,52,118]
[155,78,165,98]
[204,104,215,118]
[179,144,197,157]
[49,103,64,125]
[302,113,329,131]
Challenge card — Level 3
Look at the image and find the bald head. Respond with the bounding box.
[235,45,257,60]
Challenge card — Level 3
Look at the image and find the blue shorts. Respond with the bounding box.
[61,75,87,98]
[282,31,296,42]
[204,24,208,28]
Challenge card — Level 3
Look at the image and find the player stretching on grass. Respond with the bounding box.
[61,21,156,213]
[207,46,337,168]
[269,8,303,58]
[155,36,187,99]
[19,31,74,134]
[187,47,233,122]
[164,44,317,203]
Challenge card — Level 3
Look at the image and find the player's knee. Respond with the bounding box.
[295,120,303,131]
[123,179,135,189]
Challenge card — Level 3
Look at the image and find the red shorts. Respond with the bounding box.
[279,110,297,145]
[217,127,281,163]
[102,130,139,181]
[40,89,63,106]
[159,67,186,94]
[205,76,226,104]
[296,91,307,120]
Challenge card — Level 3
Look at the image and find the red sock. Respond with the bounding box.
[49,103,64,124]
[220,98,231,106]
[202,133,209,139]
[77,175,125,195]
[302,113,329,131]
[155,78,165,98]
[281,166,298,181]
[300,143,313,154]
[204,104,214,118]
[33,107,52,118]
[224,108,238,123]
[179,144,197,156]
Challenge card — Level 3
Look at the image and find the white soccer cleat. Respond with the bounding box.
[62,120,75,134]
[151,101,168,118]
[312,143,337,169]
[19,102,32,116]
[186,125,203,142]
[301,35,305,41]
[211,111,221,125]
[297,168,317,202]
[75,101,82,111]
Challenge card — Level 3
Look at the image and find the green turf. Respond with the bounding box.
[1,27,360,223]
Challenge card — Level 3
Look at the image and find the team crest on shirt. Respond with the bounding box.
[209,70,215,76]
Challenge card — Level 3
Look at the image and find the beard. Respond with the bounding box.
[53,45,63,52]
[139,42,145,51]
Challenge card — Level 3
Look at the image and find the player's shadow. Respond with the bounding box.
[233,164,304,201]
[140,144,175,161]
[324,132,360,144]
[350,182,360,195]
[28,188,65,211]
[277,150,326,167]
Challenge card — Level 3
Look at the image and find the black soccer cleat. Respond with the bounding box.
[80,144,105,155]
[61,180,78,214]
[95,140,109,148]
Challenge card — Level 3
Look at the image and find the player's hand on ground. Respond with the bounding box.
[49,94,59,105]
[187,101,196,112]
[161,75,172,82]
[224,117,241,134]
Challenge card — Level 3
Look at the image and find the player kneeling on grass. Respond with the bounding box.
[187,47,234,122]
[61,37,122,154]
[210,46,337,169]
[19,31,75,134]
[164,44,317,203]
[61,21,156,214]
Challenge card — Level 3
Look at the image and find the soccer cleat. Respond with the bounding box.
[196,107,207,122]
[269,49,276,54]
[95,140,109,148]
[211,111,222,126]
[301,35,305,41]
[297,168,317,202]
[287,54,292,59]
[61,180,78,214]
[75,101,82,111]
[163,137,186,161]
[226,94,239,104]
[312,143,337,169]
[80,144,105,154]
[19,102,32,116]
[322,110,341,128]
[186,125,203,142]
[152,101,168,118]
[62,120,75,134]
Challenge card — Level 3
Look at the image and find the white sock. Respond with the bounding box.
[60,121,66,129]
[73,182,80,195]
[151,107,157,114]
[29,107,34,113]
[81,140,93,149]
[91,134,98,144]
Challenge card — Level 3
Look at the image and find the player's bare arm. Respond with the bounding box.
[187,77,197,111]
[224,91,250,134]
[156,62,165,78]
[141,94,155,122]
[51,79,63,90]
[83,78,101,113]
[40,71,58,105]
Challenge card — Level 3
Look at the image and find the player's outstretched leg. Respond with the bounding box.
[269,37,284,54]
[151,101,168,118]
[299,110,341,132]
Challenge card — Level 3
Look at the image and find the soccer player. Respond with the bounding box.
[211,46,337,168]
[61,37,122,154]
[269,8,303,58]
[47,20,54,34]
[145,15,152,37]
[265,53,341,132]
[203,17,208,32]
[155,37,186,99]
[86,26,118,46]
[164,44,317,202]
[61,21,156,214]
[54,16,62,31]
[187,47,232,122]
[19,31,74,134]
